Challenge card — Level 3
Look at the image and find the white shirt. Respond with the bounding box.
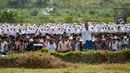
[82,27,92,44]
[47,43,56,52]
[39,39,44,43]
[1,41,8,52]
[111,41,118,50]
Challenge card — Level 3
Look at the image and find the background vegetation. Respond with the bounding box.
[0,0,130,23]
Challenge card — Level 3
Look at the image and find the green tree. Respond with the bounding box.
[31,9,39,16]
[35,0,50,8]
[0,10,18,23]
[0,0,8,9]
[8,0,30,9]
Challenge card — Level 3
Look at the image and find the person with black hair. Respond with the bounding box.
[0,39,8,55]
[58,37,70,52]
[82,23,92,50]
[47,39,56,52]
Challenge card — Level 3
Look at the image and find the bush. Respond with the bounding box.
[30,9,39,16]
[51,51,107,63]
[65,16,74,23]
[40,48,50,53]
[38,16,55,23]
[51,49,130,63]
[0,9,18,23]
[0,53,71,68]
[49,17,55,23]
[0,53,25,67]
[89,10,96,15]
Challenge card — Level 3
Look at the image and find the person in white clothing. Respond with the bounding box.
[0,39,8,55]
[109,37,119,51]
[82,23,92,49]
[47,39,56,52]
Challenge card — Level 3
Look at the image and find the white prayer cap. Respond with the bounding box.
[46,36,50,39]
[102,38,106,41]
[69,36,73,40]
[40,39,44,43]
[29,39,33,42]
[124,36,127,39]
[26,36,30,38]
[79,38,83,42]
[113,36,117,39]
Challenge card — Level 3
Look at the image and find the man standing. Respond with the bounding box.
[82,22,92,50]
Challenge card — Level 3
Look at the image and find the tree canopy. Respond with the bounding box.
[0,0,130,9]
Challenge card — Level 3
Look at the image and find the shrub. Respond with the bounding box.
[49,17,55,23]
[89,10,96,15]
[40,48,50,53]
[0,53,71,68]
[51,49,130,63]
[65,16,74,23]
[0,9,18,23]
[0,53,25,67]
[30,9,39,16]
[38,16,55,23]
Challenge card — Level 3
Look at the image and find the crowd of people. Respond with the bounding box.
[89,22,130,33]
[0,22,130,55]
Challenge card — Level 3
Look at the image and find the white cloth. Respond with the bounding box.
[1,41,8,52]
[82,28,92,44]
[47,43,56,52]
[111,41,118,50]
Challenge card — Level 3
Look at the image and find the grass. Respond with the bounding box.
[1,50,130,73]
[0,63,130,73]
[22,16,130,24]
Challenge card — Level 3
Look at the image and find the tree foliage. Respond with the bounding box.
[0,0,130,9]
[0,0,130,23]
[0,10,18,23]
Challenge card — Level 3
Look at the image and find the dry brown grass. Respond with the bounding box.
[0,53,72,68]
